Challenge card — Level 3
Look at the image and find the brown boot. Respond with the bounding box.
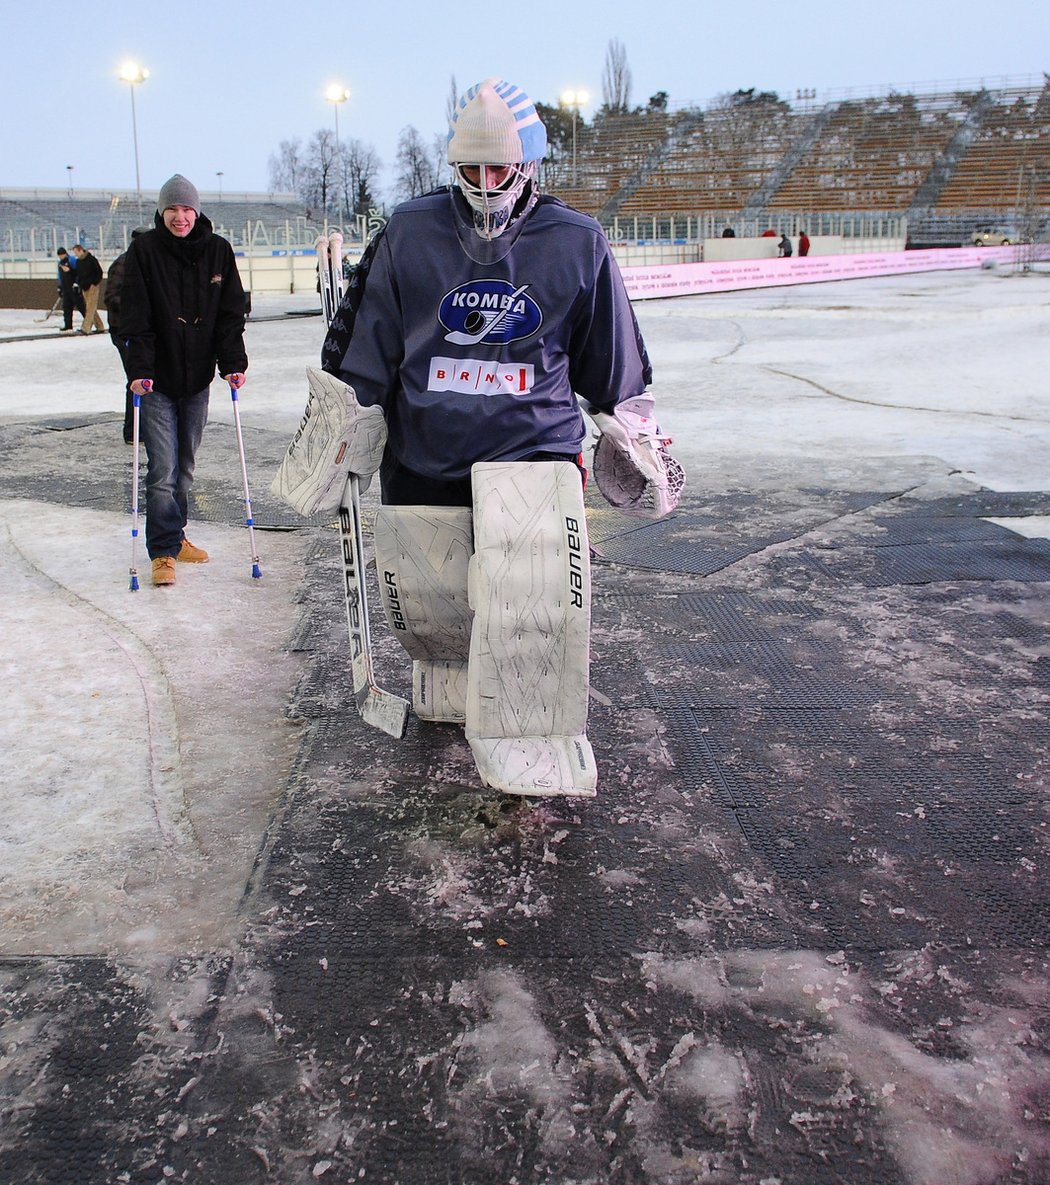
[178,538,209,563]
[152,556,177,586]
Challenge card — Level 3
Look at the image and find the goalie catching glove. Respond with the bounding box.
[271,367,387,515]
[587,394,685,520]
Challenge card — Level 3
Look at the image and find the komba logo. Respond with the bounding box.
[439,280,542,346]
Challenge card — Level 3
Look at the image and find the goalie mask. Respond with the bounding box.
[448,78,547,241]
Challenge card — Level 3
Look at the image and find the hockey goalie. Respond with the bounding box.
[272,76,683,798]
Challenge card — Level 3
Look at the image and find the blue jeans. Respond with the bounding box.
[141,387,209,558]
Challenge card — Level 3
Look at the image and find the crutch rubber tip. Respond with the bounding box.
[129,575,139,591]
[251,564,262,579]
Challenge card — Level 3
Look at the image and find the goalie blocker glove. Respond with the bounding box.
[271,366,387,516]
[587,394,685,520]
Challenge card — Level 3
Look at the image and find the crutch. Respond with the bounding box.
[229,380,262,579]
[128,388,144,590]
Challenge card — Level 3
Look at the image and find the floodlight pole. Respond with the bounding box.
[325,84,351,218]
[560,89,589,185]
[120,63,149,220]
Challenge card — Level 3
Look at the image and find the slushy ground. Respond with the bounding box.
[0,266,1047,1184]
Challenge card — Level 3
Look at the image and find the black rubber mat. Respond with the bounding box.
[861,515,1018,546]
[900,490,1050,517]
[803,538,1050,586]
[2,418,1049,1184]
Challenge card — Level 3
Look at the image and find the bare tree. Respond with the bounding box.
[338,138,382,218]
[299,128,340,215]
[394,125,441,201]
[602,38,632,113]
[268,137,305,195]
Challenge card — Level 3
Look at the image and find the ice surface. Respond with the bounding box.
[0,265,1047,951]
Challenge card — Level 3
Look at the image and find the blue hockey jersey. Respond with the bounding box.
[322,190,652,482]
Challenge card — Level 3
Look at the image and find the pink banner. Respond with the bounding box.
[621,246,1024,300]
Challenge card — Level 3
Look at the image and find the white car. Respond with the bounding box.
[972,227,1016,246]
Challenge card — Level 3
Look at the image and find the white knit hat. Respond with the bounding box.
[447,78,547,164]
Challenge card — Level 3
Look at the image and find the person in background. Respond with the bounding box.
[105,227,150,444]
[779,233,793,257]
[55,246,85,333]
[71,244,105,333]
[798,229,811,257]
[120,174,248,587]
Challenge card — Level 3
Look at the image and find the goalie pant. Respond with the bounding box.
[373,459,597,799]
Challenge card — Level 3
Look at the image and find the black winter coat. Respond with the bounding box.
[56,256,78,296]
[120,213,248,398]
[75,251,103,289]
[105,251,129,333]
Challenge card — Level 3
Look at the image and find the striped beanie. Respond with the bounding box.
[447,78,547,165]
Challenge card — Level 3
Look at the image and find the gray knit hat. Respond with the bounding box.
[157,174,201,215]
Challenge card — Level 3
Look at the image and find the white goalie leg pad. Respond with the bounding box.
[373,506,474,723]
[271,367,387,516]
[465,461,596,798]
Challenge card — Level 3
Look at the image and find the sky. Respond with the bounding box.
[2,0,1047,203]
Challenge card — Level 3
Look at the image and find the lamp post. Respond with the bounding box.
[119,61,149,219]
[560,89,589,185]
[216,171,224,198]
[66,165,74,197]
[325,84,350,217]
[325,83,351,142]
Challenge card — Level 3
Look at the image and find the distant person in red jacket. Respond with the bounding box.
[798,230,811,257]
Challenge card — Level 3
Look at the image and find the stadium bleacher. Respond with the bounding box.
[3,76,1048,265]
[933,84,1050,215]
[539,76,1049,244]
[764,90,977,213]
[0,191,318,258]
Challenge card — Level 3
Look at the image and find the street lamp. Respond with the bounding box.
[325,84,350,217]
[66,165,74,197]
[119,61,149,218]
[325,83,350,143]
[559,89,589,185]
[216,171,224,198]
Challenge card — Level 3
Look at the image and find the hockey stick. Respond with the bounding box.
[316,234,336,325]
[320,231,408,738]
[230,382,262,579]
[35,295,62,324]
